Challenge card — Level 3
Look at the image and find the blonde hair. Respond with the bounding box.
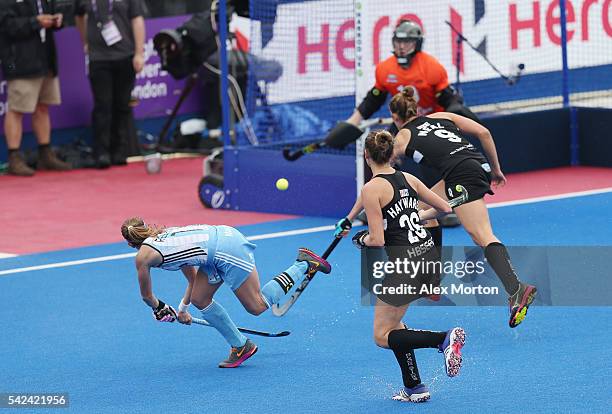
[389,86,418,122]
[120,217,164,246]
[365,130,394,165]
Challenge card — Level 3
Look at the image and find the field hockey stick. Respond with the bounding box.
[191,317,290,337]
[282,117,392,161]
[282,141,325,161]
[448,185,469,208]
[272,236,343,317]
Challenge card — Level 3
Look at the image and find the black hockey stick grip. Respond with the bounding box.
[322,236,342,259]
[282,142,325,161]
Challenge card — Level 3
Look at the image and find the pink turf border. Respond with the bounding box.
[1,161,610,254]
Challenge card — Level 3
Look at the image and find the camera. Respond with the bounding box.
[153,1,252,80]
[153,11,218,80]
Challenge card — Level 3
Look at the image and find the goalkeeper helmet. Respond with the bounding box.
[392,20,424,68]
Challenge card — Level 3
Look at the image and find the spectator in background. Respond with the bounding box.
[0,0,72,177]
[75,0,146,168]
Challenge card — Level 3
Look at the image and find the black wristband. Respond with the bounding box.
[155,299,165,312]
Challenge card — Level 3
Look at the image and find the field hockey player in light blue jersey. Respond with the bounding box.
[121,217,331,368]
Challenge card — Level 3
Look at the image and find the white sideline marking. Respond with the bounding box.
[0,253,137,276]
[487,187,612,208]
[0,226,335,276]
[248,225,334,241]
[0,253,17,259]
[1,187,610,276]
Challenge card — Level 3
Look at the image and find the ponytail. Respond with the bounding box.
[389,86,418,122]
[121,217,164,246]
[365,130,395,165]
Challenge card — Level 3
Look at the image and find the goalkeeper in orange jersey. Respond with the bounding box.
[345,19,480,128]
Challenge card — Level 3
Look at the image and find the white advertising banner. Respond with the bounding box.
[250,0,355,104]
[249,0,612,104]
[355,0,612,102]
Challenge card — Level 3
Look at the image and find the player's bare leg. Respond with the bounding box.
[418,180,446,247]
[373,300,408,349]
[454,199,537,327]
[234,268,269,315]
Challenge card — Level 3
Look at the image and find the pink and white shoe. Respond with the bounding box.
[440,327,465,377]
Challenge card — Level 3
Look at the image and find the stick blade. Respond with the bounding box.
[271,303,289,317]
[456,184,469,203]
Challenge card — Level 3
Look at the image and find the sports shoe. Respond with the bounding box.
[218,339,258,368]
[508,282,537,328]
[392,384,430,403]
[439,327,465,377]
[296,247,331,274]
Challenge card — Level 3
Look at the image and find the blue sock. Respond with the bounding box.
[200,300,247,348]
[261,261,308,306]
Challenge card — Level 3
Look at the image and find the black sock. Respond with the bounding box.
[388,334,421,388]
[38,143,50,151]
[8,148,19,155]
[388,328,446,350]
[484,242,521,295]
[428,225,442,247]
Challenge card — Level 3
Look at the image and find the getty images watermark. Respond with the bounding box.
[361,246,612,307]
[360,245,500,306]
[370,256,496,296]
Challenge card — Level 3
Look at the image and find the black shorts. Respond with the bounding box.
[418,162,442,188]
[444,159,494,203]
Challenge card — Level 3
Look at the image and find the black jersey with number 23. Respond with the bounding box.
[403,116,487,179]
[376,170,432,247]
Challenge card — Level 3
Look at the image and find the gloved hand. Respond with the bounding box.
[352,230,369,249]
[153,299,178,322]
[334,217,352,238]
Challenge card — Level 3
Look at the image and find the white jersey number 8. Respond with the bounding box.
[434,129,462,143]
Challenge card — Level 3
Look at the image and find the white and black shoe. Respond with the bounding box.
[392,383,431,403]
